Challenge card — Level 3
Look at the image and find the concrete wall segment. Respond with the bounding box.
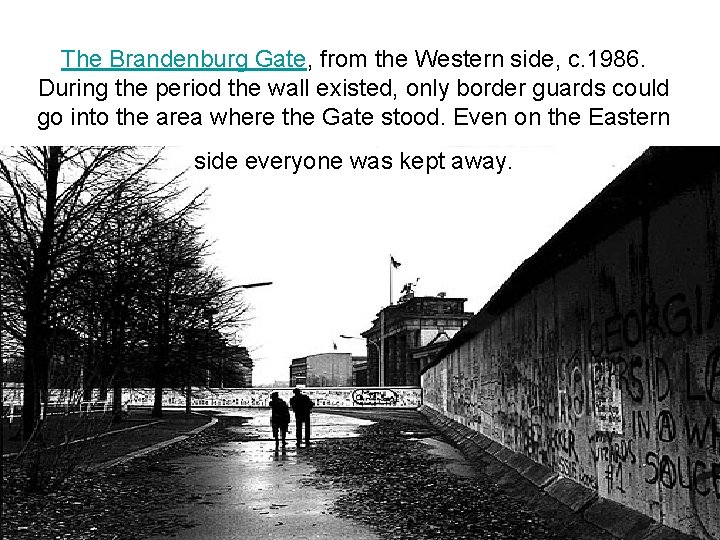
[421,149,720,539]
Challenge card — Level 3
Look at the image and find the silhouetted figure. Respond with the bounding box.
[269,392,290,446]
[289,388,314,446]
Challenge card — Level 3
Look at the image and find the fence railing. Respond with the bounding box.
[2,401,111,424]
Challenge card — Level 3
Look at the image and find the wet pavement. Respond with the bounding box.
[420,438,478,479]
[144,409,607,540]
[149,411,381,540]
[224,408,375,441]
[3,408,618,540]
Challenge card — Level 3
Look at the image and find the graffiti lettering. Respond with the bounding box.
[631,410,650,439]
[708,346,720,404]
[663,293,693,337]
[630,410,719,450]
[593,350,718,406]
[685,347,720,402]
[578,468,598,491]
[653,356,670,402]
[351,388,398,406]
[592,438,636,464]
[657,410,676,442]
[109,387,422,409]
[557,351,587,423]
[604,462,626,493]
[593,355,644,402]
[684,415,719,451]
[557,455,578,479]
[622,309,643,347]
[589,288,715,356]
[552,428,578,460]
[644,452,720,497]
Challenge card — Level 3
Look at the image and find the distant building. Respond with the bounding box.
[289,357,307,386]
[362,295,473,386]
[352,356,368,386]
[289,353,353,387]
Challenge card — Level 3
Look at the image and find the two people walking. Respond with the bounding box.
[269,388,314,446]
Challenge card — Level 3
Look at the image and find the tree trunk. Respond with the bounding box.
[152,294,171,417]
[111,323,125,422]
[112,384,123,422]
[151,342,168,418]
[152,382,163,417]
[185,383,192,415]
[22,324,45,438]
[184,335,193,415]
[82,362,94,402]
[98,320,109,400]
[21,147,60,440]
[83,304,98,402]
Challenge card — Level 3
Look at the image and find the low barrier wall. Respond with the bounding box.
[124,386,422,408]
[1,385,422,409]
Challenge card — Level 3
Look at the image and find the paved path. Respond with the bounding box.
[149,411,383,540]
[148,409,474,540]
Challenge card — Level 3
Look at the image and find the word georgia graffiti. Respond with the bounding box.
[588,287,718,358]
[351,388,398,406]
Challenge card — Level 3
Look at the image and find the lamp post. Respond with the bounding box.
[203,307,219,388]
[339,334,383,387]
[187,281,272,413]
[223,281,273,292]
[211,282,273,388]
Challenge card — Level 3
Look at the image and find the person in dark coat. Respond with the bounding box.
[289,388,314,445]
[269,392,290,446]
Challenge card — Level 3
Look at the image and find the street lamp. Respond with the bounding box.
[339,335,383,387]
[213,282,273,388]
[189,281,272,410]
[222,281,273,292]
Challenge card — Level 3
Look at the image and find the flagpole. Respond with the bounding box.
[379,309,385,387]
[389,254,393,305]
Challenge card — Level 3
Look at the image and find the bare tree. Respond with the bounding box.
[0,146,165,437]
[140,217,246,417]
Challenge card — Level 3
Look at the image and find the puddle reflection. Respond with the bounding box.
[225,411,374,441]
[273,445,289,463]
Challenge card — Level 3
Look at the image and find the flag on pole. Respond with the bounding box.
[390,255,401,305]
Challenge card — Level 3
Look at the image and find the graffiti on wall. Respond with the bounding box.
[119,386,422,409]
[419,167,720,537]
[422,282,720,537]
[352,388,398,406]
[2,386,422,410]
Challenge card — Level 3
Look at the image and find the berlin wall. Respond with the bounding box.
[421,148,719,539]
[2,385,422,413]
[122,386,422,409]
